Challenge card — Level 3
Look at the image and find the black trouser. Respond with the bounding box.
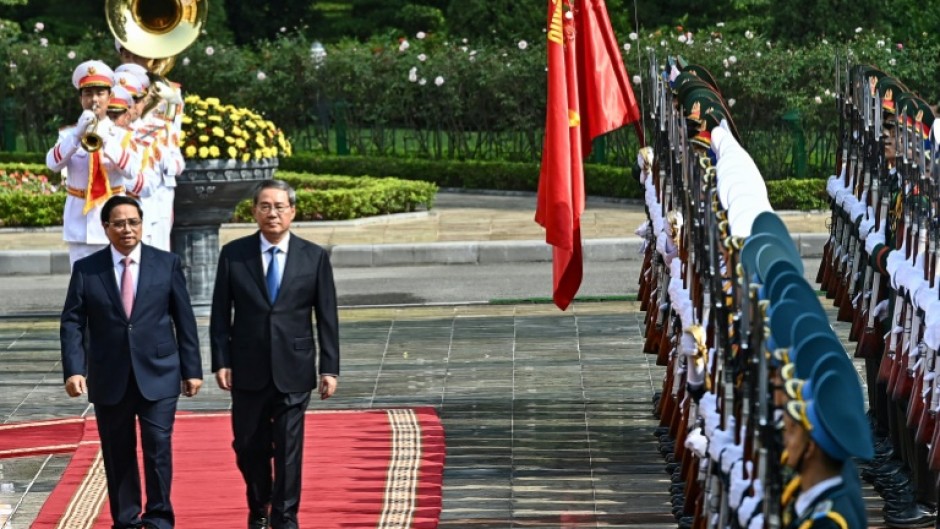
[231,382,311,529]
[95,375,178,529]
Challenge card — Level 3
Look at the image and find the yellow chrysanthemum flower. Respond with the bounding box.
[208,115,222,122]
[185,145,197,157]
[224,136,235,144]
[209,145,220,158]
[199,135,210,143]
[227,146,238,159]
[181,115,193,125]
[235,138,246,149]
[232,125,243,136]
[205,97,221,106]
[241,153,251,162]
[194,109,207,116]
[212,126,225,138]
[198,146,209,158]
[196,122,206,130]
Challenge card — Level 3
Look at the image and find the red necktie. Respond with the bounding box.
[121,256,134,318]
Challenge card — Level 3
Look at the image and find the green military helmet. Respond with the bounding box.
[788,327,843,372]
[681,63,722,94]
[740,232,794,280]
[876,76,907,116]
[673,71,715,99]
[777,280,825,315]
[751,212,803,275]
[785,366,873,461]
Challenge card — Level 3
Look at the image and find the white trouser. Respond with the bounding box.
[68,243,107,270]
[144,217,173,252]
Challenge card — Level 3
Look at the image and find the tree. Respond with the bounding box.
[224,0,321,45]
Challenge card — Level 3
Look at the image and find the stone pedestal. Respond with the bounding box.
[171,158,278,307]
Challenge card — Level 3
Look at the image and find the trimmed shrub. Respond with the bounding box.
[232,172,437,221]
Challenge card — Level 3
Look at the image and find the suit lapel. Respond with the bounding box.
[96,248,126,321]
[247,232,269,303]
[275,235,303,305]
[132,245,157,321]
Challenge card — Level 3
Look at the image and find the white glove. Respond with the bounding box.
[737,477,764,528]
[700,393,721,437]
[873,299,889,321]
[684,427,709,458]
[886,249,907,288]
[73,110,97,139]
[728,459,754,509]
[707,423,735,463]
[748,513,765,529]
[720,436,744,474]
[826,175,840,198]
[924,299,940,350]
[858,207,875,240]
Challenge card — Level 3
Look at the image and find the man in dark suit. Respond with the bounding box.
[60,195,203,529]
[210,179,340,529]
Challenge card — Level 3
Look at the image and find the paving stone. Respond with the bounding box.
[0,304,693,527]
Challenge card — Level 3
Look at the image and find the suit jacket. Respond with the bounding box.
[209,232,340,393]
[60,244,203,406]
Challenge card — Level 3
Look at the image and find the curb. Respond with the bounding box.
[0,234,827,276]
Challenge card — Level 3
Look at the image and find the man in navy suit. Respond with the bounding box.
[61,195,203,529]
[210,179,339,529]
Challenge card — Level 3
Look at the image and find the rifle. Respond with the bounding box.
[916,156,938,447]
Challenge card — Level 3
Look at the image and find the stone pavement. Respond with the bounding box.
[0,192,830,274]
[0,302,681,528]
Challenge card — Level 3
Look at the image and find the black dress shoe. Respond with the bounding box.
[248,515,269,529]
[883,502,936,528]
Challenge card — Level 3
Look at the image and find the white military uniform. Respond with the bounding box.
[46,61,141,268]
[133,108,183,252]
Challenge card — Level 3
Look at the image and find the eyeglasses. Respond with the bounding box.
[256,204,292,214]
[107,218,143,229]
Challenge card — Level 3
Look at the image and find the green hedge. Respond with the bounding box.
[765,178,829,211]
[280,154,642,198]
[0,165,437,227]
[232,172,437,222]
[0,155,829,212]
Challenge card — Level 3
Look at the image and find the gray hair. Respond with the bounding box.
[253,179,296,206]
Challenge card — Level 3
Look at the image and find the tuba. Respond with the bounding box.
[106,0,208,76]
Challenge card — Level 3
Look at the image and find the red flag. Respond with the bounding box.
[536,0,642,310]
[575,0,644,154]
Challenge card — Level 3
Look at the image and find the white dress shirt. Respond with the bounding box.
[111,243,142,300]
[260,232,290,285]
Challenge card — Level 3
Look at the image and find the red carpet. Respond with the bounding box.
[1,409,443,529]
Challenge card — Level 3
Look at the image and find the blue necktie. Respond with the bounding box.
[266,247,280,303]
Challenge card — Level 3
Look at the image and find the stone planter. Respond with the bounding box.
[171,158,278,308]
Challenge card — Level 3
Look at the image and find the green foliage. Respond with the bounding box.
[443,0,544,42]
[223,0,319,45]
[0,192,63,227]
[231,172,438,221]
[279,154,642,198]
[765,178,828,211]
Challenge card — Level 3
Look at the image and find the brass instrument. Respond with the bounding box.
[81,103,104,152]
[106,0,208,75]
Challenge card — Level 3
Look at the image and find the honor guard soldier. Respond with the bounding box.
[782,362,873,529]
[46,60,141,268]
[115,44,184,252]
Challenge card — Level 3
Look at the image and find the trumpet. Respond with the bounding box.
[81,103,103,153]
